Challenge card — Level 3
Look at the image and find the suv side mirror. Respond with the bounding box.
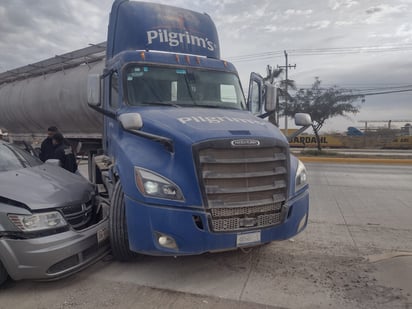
[87,74,101,106]
[45,159,61,167]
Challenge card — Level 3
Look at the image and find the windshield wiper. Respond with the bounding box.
[140,101,180,108]
[184,104,240,110]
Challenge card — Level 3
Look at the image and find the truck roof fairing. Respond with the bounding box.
[107,0,220,60]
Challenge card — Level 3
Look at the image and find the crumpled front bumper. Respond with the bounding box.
[0,217,109,281]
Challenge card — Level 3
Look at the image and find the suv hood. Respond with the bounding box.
[0,164,93,211]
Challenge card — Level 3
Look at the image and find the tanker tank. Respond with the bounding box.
[0,44,105,143]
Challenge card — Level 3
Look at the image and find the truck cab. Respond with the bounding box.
[87,0,310,259]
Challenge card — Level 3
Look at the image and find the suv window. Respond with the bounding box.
[13,145,43,167]
[0,143,41,172]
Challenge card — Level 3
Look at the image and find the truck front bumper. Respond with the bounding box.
[0,218,109,281]
[125,188,309,256]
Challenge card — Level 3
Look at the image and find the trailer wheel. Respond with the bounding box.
[109,181,139,261]
[0,261,8,286]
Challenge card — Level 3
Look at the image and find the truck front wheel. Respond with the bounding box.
[0,261,8,286]
[109,182,139,261]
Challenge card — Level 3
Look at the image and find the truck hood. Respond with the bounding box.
[129,107,287,143]
[0,165,93,211]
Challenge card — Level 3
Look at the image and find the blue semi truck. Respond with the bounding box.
[0,0,311,261]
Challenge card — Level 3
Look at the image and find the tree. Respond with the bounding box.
[264,66,296,126]
[284,77,364,150]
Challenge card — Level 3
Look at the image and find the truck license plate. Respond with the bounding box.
[236,231,261,246]
[97,227,109,244]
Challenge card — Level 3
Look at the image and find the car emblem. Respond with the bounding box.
[231,139,260,147]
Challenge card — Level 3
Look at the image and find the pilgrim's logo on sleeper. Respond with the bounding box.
[146,29,216,51]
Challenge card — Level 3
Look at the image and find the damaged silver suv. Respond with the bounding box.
[0,141,109,285]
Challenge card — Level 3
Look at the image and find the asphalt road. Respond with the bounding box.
[0,162,411,309]
[292,148,412,157]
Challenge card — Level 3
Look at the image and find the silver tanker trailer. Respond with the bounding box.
[0,43,106,153]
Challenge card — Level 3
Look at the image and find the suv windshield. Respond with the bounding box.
[125,65,246,109]
[0,143,42,172]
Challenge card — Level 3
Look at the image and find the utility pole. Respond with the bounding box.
[277,50,296,132]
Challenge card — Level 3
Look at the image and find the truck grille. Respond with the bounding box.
[59,200,94,230]
[197,143,289,232]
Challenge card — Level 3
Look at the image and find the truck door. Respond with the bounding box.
[247,72,264,115]
[105,71,121,157]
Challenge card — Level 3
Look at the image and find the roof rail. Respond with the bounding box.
[0,42,107,85]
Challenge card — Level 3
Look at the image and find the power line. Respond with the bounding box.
[228,43,412,62]
[294,84,412,93]
[298,83,412,88]
[354,89,412,96]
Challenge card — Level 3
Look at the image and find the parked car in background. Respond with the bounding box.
[0,141,109,286]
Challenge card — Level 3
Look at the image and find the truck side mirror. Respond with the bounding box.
[87,74,101,106]
[264,83,277,112]
[118,112,174,152]
[294,113,312,126]
[118,113,143,131]
[286,113,313,142]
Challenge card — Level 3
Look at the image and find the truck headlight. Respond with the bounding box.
[8,211,67,232]
[135,167,184,201]
[295,160,308,192]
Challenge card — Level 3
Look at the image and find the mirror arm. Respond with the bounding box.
[88,104,116,119]
[124,128,174,153]
[287,125,311,142]
[258,109,276,119]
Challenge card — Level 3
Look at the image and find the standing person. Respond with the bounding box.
[51,133,78,173]
[39,126,59,162]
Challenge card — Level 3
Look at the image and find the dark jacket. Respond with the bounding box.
[51,144,78,173]
[39,137,55,162]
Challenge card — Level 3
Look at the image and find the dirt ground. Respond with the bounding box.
[0,224,410,309]
[0,162,411,309]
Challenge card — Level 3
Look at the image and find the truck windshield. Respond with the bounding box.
[125,65,246,109]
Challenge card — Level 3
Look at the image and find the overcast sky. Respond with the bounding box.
[1,0,411,132]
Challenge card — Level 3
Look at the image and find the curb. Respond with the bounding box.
[297,156,412,165]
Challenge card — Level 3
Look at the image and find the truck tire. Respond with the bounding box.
[109,181,139,261]
[0,261,8,286]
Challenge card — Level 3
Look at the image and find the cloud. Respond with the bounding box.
[329,0,359,10]
[365,7,382,14]
[364,4,407,24]
[0,0,411,133]
[306,20,331,30]
[284,9,313,17]
[396,23,412,38]
[335,20,355,26]
[0,0,112,70]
